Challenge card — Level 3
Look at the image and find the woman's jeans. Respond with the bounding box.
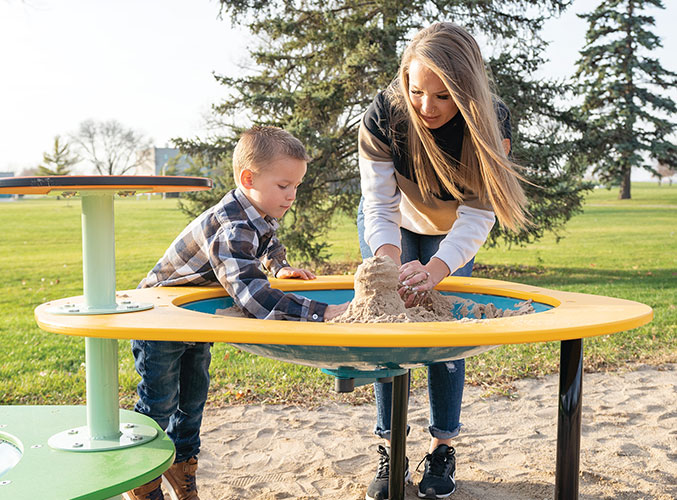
[132,339,212,462]
[357,198,473,440]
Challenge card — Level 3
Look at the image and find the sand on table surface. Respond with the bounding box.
[196,363,676,500]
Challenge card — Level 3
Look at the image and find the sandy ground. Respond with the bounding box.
[195,363,676,500]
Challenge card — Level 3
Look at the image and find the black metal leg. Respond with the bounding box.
[555,339,583,500]
[389,371,409,500]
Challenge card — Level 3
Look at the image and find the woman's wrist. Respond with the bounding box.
[374,244,401,265]
[424,257,450,286]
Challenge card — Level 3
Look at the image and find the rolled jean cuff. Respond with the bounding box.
[374,425,411,441]
[428,423,462,440]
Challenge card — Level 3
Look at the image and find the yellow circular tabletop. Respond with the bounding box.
[0,175,212,194]
[34,276,653,347]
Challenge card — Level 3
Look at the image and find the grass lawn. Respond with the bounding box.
[0,182,674,407]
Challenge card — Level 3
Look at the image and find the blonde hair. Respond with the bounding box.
[387,22,528,231]
[232,126,310,185]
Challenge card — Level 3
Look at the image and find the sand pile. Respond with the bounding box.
[215,256,535,322]
[331,256,534,323]
[331,256,451,323]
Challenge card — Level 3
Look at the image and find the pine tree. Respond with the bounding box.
[37,136,79,176]
[177,0,591,262]
[574,0,677,199]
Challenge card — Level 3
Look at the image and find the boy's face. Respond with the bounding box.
[243,155,307,219]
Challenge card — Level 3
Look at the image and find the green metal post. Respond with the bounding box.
[82,193,116,310]
[81,193,120,440]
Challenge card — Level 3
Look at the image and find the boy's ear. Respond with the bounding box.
[240,169,255,189]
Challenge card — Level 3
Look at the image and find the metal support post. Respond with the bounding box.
[555,338,583,500]
[389,371,409,500]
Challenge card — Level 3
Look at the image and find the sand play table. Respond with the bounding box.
[34,278,651,500]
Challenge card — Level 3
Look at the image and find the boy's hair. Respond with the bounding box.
[232,126,310,184]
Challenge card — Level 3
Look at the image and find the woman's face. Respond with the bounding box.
[407,58,459,129]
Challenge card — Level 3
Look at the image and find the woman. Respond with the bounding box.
[357,22,528,500]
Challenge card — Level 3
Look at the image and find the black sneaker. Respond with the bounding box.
[365,444,411,500]
[417,444,456,498]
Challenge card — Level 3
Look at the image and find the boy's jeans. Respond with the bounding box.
[131,339,212,462]
[357,198,472,440]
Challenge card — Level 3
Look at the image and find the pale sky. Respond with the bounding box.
[1,0,675,180]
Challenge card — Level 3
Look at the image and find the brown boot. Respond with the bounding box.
[163,456,199,500]
[124,476,165,500]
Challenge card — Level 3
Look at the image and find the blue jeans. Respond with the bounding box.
[357,198,473,440]
[132,340,212,462]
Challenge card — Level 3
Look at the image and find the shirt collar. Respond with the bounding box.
[232,187,280,234]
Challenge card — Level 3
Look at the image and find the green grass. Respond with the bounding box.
[0,183,674,406]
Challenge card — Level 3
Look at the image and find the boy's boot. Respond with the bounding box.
[163,456,199,500]
[124,477,165,500]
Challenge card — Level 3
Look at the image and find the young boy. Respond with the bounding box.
[126,126,348,500]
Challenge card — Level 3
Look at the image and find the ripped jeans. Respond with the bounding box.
[357,199,472,440]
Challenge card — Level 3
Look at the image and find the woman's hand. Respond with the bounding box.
[398,258,449,307]
[276,266,316,280]
[324,302,350,321]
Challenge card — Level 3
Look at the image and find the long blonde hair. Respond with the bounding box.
[386,22,528,231]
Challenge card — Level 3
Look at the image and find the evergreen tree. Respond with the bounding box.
[178,0,591,262]
[37,136,79,176]
[574,0,677,199]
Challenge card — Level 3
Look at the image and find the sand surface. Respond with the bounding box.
[195,363,676,499]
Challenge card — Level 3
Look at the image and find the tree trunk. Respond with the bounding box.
[618,167,632,199]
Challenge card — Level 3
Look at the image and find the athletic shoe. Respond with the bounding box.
[163,456,199,500]
[417,444,457,498]
[365,444,411,500]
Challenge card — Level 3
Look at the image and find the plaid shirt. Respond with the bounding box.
[139,188,327,322]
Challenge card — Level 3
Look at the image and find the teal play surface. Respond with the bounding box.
[180,290,553,371]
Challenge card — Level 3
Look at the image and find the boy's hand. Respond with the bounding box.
[276,266,316,280]
[324,302,350,321]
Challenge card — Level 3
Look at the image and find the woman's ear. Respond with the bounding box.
[502,138,511,156]
[240,169,255,189]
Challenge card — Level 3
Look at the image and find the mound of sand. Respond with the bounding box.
[330,256,534,323]
[215,256,535,322]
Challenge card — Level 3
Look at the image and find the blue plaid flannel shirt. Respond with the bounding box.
[139,187,327,321]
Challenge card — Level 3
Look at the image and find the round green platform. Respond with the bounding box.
[0,406,175,499]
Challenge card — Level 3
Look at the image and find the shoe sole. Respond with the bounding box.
[364,470,412,500]
[416,473,456,499]
[161,475,180,500]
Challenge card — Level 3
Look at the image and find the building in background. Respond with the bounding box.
[135,147,192,176]
[0,171,14,199]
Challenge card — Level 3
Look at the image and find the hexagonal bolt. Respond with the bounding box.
[123,423,136,429]
[67,429,79,435]
[130,435,143,441]
[72,442,84,448]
